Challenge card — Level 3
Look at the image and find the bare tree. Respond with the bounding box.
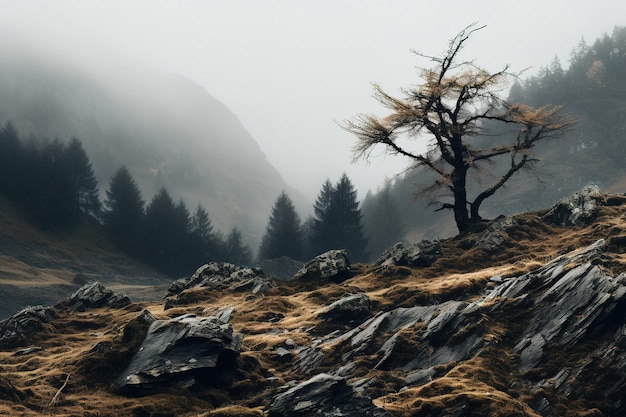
[342,25,576,234]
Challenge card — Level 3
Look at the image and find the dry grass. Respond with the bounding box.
[2,194,626,415]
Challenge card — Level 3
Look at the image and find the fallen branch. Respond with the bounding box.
[49,373,70,408]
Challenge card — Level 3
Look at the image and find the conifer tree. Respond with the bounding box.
[223,226,253,266]
[332,174,369,262]
[103,165,145,253]
[0,122,24,199]
[64,137,100,218]
[258,191,303,260]
[309,174,368,262]
[190,204,221,263]
[309,179,335,257]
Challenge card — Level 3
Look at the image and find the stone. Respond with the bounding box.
[474,216,517,253]
[544,185,602,226]
[62,282,131,310]
[116,314,243,395]
[0,306,55,349]
[317,293,371,321]
[293,250,350,282]
[165,263,273,308]
[267,373,390,417]
[376,240,442,268]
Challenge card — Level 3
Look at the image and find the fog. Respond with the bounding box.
[1,0,624,200]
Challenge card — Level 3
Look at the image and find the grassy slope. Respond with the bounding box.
[2,194,626,416]
[0,197,172,318]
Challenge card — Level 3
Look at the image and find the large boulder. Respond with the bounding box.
[376,240,442,268]
[544,185,602,226]
[293,250,350,282]
[60,282,131,311]
[116,314,243,395]
[268,373,390,417]
[165,263,273,308]
[0,305,55,349]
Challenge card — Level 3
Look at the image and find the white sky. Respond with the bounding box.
[1,0,624,200]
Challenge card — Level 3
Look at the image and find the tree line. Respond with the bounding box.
[258,173,370,264]
[0,123,253,276]
[0,122,377,277]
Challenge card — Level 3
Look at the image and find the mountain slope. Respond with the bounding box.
[1,189,626,416]
[0,39,308,246]
[0,196,172,318]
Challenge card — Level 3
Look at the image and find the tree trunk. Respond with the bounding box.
[451,168,471,234]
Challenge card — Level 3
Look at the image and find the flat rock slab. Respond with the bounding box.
[117,314,243,395]
[268,373,390,417]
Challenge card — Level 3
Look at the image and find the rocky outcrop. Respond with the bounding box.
[165,263,272,308]
[0,305,55,349]
[268,373,390,417]
[61,282,132,311]
[116,313,243,395]
[544,184,602,226]
[294,250,351,282]
[376,240,442,267]
[482,239,626,415]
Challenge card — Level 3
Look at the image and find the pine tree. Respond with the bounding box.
[223,226,252,266]
[64,137,100,218]
[190,204,221,263]
[309,175,368,262]
[0,122,24,199]
[144,187,179,273]
[332,174,368,262]
[103,165,145,253]
[309,179,336,257]
[363,185,403,259]
[259,191,303,260]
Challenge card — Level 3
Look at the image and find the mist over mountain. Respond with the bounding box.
[0,39,308,247]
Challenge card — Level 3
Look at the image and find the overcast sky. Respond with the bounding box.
[1,1,625,199]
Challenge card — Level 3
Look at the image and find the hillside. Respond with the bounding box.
[1,187,626,416]
[0,197,172,319]
[0,39,308,246]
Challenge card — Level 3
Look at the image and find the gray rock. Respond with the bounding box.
[294,250,350,282]
[376,240,442,268]
[474,216,517,253]
[0,305,55,349]
[268,373,390,417]
[165,263,273,308]
[544,185,602,226]
[317,293,371,321]
[116,314,243,395]
[483,239,626,373]
[64,282,131,310]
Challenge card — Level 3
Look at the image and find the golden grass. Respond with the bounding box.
[2,194,626,416]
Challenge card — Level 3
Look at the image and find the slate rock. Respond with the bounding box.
[0,305,55,349]
[294,250,350,282]
[116,314,243,395]
[317,293,371,321]
[267,373,390,417]
[63,282,131,311]
[376,240,442,268]
[544,185,602,226]
[484,239,626,372]
[166,263,272,308]
[474,215,517,253]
